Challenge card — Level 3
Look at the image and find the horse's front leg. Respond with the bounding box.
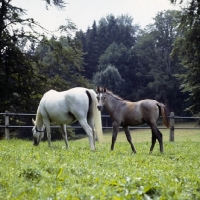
[61,124,69,149]
[124,126,137,153]
[46,127,51,147]
[111,121,119,150]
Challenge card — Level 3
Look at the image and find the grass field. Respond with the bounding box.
[0,128,200,199]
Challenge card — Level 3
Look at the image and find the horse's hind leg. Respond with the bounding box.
[78,118,95,151]
[150,131,156,153]
[150,125,163,153]
[60,124,69,149]
[87,115,96,146]
[124,126,137,153]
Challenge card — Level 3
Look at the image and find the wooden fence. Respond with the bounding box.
[0,111,200,141]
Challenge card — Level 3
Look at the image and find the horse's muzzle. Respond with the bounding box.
[33,138,39,146]
[97,105,102,111]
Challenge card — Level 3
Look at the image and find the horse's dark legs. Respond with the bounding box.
[111,121,119,150]
[150,125,163,153]
[150,132,156,153]
[157,129,163,153]
[124,126,137,153]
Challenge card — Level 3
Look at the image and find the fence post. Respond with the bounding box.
[5,110,10,139]
[169,112,174,142]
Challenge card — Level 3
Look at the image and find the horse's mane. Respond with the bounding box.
[106,89,125,101]
[35,106,43,125]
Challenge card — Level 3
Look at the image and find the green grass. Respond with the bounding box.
[0,133,200,199]
[82,127,200,143]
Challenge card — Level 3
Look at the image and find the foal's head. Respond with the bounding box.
[96,86,107,111]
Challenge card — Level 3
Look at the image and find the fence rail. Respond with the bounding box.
[0,111,200,141]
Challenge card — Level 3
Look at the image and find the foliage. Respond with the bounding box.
[0,0,91,115]
[76,11,190,115]
[0,139,200,199]
[134,10,190,115]
[93,65,125,94]
[171,0,200,115]
[43,0,66,9]
[76,14,139,81]
[0,0,91,138]
[35,36,92,94]
[96,42,136,96]
[0,0,46,112]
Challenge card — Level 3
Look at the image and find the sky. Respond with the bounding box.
[13,0,179,34]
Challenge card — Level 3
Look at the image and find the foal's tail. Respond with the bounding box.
[157,103,170,128]
[88,89,103,142]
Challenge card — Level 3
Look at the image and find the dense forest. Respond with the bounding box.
[1,0,200,137]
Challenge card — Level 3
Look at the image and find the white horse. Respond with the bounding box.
[32,87,103,150]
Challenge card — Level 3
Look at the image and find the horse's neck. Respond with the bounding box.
[105,94,121,113]
[35,108,43,128]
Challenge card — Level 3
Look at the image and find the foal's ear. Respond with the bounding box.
[103,87,107,92]
[96,86,100,92]
[32,118,36,125]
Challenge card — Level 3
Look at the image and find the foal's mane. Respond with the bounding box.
[106,90,124,101]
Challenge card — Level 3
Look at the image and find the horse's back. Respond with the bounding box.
[138,99,160,123]
[39,88,90,124]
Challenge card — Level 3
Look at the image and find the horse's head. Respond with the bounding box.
[32,118,45,146]
[96,86,107,111]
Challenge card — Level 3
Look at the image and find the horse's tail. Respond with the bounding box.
[88,89,103,142]
[157,103,170,128]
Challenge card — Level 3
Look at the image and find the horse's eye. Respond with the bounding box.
[96,96,99,100]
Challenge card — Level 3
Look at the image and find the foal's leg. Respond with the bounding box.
[111,121,120,150]
[149,130,156,153]
[78,118,95,151]
[124,126,137,153]
[150,125,163,153]
[60,124,69,149]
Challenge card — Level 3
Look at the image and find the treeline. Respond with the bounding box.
[76,11,189,115]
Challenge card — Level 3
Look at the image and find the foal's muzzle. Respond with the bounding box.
[97,105,102,111]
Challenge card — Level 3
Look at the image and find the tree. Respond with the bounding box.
[97,42,137,98]
[44,0,66,9]
[134,10,189,115]
[0,0,78,113]
[76,14,139,81]
[0,0,47,112]
[36,36,91,93]
[170,0,200,115]
[93,65,125,94]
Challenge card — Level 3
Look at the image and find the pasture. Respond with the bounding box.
[0,129,200,199]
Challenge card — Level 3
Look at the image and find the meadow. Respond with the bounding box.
[0,129,200,200]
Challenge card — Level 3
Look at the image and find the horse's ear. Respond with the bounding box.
[96,86,100,92]
[103,87,107,92]
[32,118,36,125]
